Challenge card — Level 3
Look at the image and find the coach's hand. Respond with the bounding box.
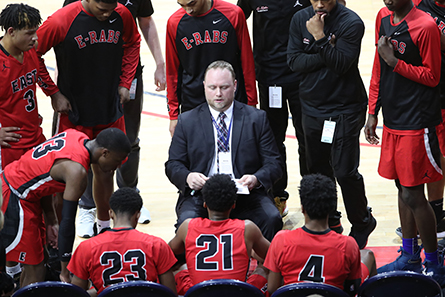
[51,91,72,114]
[240,174,259,191]
[118,86,130,104]
[364,114,380,145]
[187,172,209,190]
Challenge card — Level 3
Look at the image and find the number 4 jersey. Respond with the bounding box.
[67,227,177,294]
[264,226,361,290]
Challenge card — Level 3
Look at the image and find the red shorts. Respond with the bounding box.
[378,126,443,187]
[1,179,45,265]
[55,113,126,139]
[436,109,445,156]
[174,269,267,296]
[0,134,46,170]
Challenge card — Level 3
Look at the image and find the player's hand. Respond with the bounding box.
[46,224,59,249]
[59,263,71,283]
[118,86,130,104]
[306,13,326,41]
[186,172,209,190]
[378,36,398,68]
[239,174,259,191]
[154,64,166,91]
[0,127,21,148]
[364,114,380,145]
[169,119,178,137]
[51,91,72,114]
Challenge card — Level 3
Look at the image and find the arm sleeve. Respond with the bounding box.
[166,14,181,120]
[233,7,257,106]
[236,0,252,19]
[66,241,90,280]
[118,5,141,89]
[393,20,441,87]
[58,199,78,262]
[263,232,283,273]
[137,0,154,18]
[287,13,325,73]
[153,238,178,275]
[315,19,365,75]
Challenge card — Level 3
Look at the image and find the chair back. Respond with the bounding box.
[184,279,264,297]
[358,271,442,297]
[97,280,176,297]
[13,281,90,297]
[270,282,349,297]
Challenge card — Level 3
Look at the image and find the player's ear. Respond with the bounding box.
[109,209,115,220]
[203,202,208,209]
[6,27,15,36]
[232,202,236,209]
[301,205,305,214]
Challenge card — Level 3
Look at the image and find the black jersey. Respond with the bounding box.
[237,0,311,84]
[415,0,445,109]
[37,1,140,126]
[369,6,441,130]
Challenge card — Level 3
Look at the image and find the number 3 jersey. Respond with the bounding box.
[1,129,90,203]
[263,227,361,290]
[185,218,250,284]
[67,228,177,294]
[0,45,46,148]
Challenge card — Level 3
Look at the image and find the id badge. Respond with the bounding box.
[219,152,232,175]
[321,120,336,144]
[129,78,137,100]
[269,86,282,108]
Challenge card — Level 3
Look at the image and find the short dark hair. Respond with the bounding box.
[202,174,237,212]
[93,0,119,4]
[0,4,41,31]
[109,187,143,217]
[204,60,236,81]
[95,128,131,155]
[299,174,337,220]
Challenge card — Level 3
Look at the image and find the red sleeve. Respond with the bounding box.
[153,237,178,275]
[166,11,182,120]
[263,231,285,273]
[116,3,141,89]
[36,4,81,97]
[393,12,441,88]
[67,240,91,280]
[368,8,389,116]
[345,237,361,281]
[412,0,422,6]
[232,6,257,106]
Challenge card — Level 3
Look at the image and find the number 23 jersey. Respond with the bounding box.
[264,227,361,290]
[67,228,177,294]
[185,218,250,284]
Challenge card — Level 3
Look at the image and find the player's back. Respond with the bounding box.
[185,217,250,284]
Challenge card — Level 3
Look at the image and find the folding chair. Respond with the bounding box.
[97,280,176,297]
[358,271,442,297]
[184,279,264,297]
[13,281,90,297]
[270,282,349,297]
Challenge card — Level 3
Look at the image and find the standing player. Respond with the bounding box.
[0,128,131,286]
[236,0,311,217]
[0,3,51,285]
[68,188,177,296]
[166,0,257,136]
[36,0,141,236]
[364,0,445,285]
[169,174,270,295]
[264,174,376,296]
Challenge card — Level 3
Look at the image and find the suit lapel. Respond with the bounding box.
[199,105,215,174]
[231,101,244,164]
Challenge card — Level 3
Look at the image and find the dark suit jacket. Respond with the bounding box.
[165,101,282,198]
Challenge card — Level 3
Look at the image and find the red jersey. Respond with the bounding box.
[0,45,46,148]
[2,129,90,203]
[264,227,361,290]
[185,218,250,284]
[67,228,177,294]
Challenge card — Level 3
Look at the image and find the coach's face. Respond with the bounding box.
[204,68,237,113]
[310,0,337,16]
[82,0,117,21]
[177,0,211,16]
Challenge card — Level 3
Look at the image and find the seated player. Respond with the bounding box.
[68,187,177,296]
[265,174,377,296]
[0,128,131,286]
[169,174,271,295]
